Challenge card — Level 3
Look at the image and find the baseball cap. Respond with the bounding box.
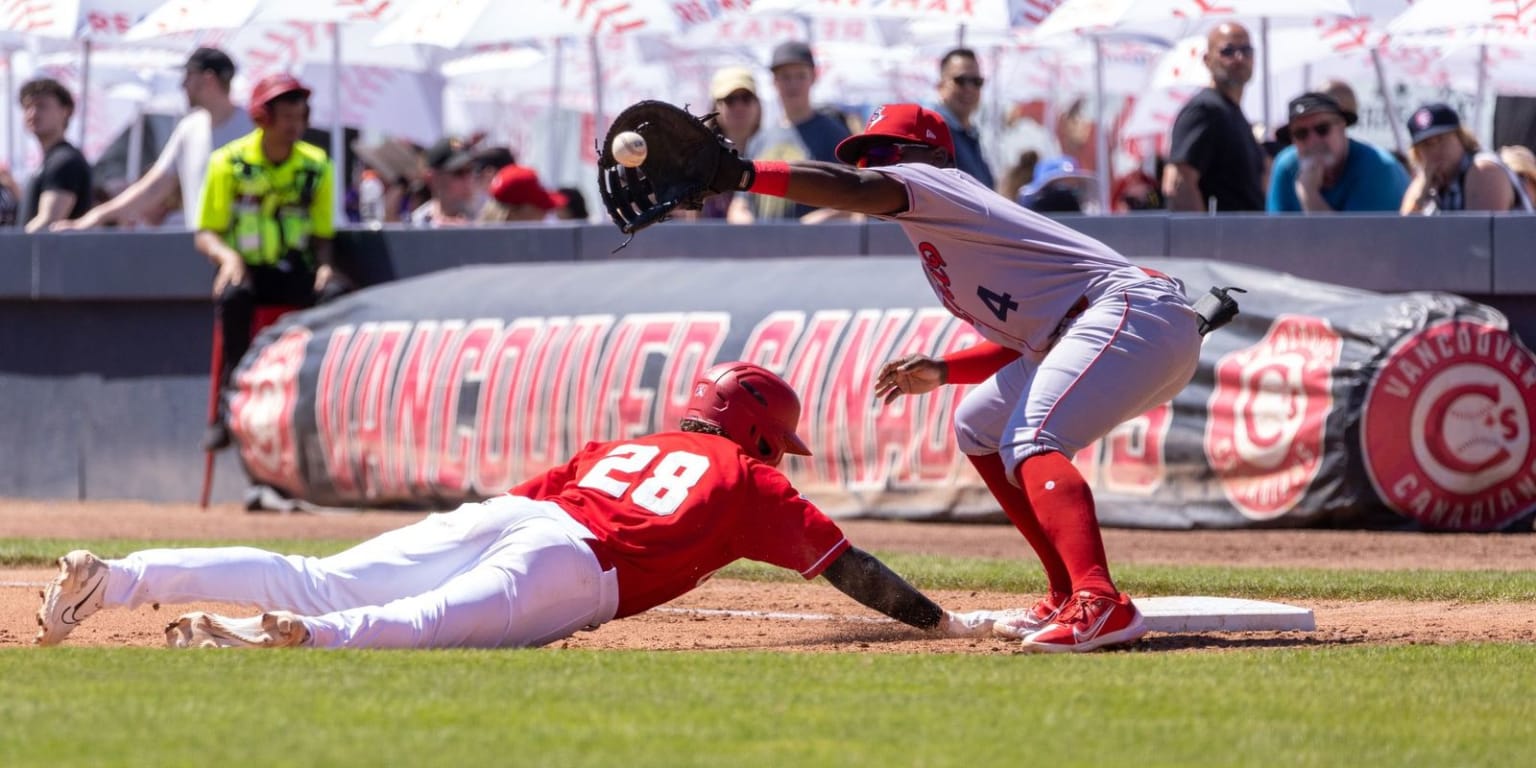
[426,137,475,173]
[833,103,956,165]
[490,165,567,211]
[710,67,758,101]
[770,41,815,71]
[1407,102,1461,146]
[1274,92,1357,143]
[1021,156,1094,198]
[472,146,516,173]
[186,47,236,80]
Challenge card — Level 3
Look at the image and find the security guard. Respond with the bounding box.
[195,73,347,451]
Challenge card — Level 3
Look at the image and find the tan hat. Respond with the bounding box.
[710,67,757,101]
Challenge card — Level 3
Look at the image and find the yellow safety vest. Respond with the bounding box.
[198,129,335,267]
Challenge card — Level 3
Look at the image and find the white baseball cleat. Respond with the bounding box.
[36,550,109,646]
[165,611,310,649]
[991,591,1069,640]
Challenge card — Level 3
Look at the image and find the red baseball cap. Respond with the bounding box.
[834,103,955,165]
[489,165,567,211]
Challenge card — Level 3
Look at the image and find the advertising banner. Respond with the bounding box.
[226,256,1536,531]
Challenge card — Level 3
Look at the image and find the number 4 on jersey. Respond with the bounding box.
[977,285,1019,321]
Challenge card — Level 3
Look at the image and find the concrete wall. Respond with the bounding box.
[1,213,1532,503]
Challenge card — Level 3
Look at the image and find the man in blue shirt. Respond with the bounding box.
[1267,92,1407,213]
[932,48,994,189]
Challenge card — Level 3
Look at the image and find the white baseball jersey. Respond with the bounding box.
[875,163,1152,357]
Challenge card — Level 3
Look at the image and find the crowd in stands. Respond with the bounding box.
[7,31,1536,239]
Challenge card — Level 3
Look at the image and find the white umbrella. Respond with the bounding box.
[1387,0,1536,130]
[124,0,433,212]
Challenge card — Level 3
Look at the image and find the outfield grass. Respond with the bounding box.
[2,645,1532,767]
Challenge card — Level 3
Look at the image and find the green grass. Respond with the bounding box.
[7,538,1535,602]
[2,645,1532,767]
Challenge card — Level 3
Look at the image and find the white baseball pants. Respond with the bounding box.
[104,496,619,649]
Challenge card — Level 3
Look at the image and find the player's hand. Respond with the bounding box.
[936,609,998,638]
[212,257,246,298]
[875,354,947,405]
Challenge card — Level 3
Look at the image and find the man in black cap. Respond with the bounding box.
[1265,91,1407,213]
[410,137,478,226]
[1400,102,1533,214]
[745,40,851,220]
[56,47,251,230]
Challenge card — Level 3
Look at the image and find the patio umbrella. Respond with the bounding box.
[1387,0,1536,130]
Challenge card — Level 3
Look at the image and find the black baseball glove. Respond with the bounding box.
[597,100,755,236]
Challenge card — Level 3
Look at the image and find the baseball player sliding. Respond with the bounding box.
[36,362,995,649]
[599,102,1239,653]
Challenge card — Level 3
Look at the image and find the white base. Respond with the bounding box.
[1133,596,1315,633]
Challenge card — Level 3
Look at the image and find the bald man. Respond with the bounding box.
[1163,23,1265,212]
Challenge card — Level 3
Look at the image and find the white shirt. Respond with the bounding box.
[150,107,255,225]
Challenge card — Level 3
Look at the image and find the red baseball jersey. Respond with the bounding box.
[508,431,850,618]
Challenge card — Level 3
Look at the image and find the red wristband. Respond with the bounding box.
[942,341,1022,385]
[749,161,790,197]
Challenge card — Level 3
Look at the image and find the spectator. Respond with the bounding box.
[746,41,851,220]
[706,66,762,223]
[410,138,478,226]
[1400,103,1534,215]
[1017,155,1093,213]
[483,164,566,223]
[553,186,589,221]
[1498,145,1536,206]
[996,149,1040,201]
[55,48,250,231]
[0,163,18,226]
[194,74,347,451]
[351,137,423,223]
[18,78,91,232]
[1110,169,1162,212]
[933,48,995,188]
[1163,23,1265,212]
[469,145,515,219]
[1266,92,1408,213]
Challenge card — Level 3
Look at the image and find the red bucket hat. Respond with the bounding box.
[834,103,955,165]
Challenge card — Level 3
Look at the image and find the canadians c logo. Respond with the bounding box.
[1361,320,1536,530]
[1206,315,1342,519]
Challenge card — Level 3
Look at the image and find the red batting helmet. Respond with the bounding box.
[248,73,311,126]
[686,362,811,467]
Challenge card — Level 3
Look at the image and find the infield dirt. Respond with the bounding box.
[4,501,1533,652]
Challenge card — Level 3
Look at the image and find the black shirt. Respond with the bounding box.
[1168,87,1264,212]
[21,140,92,225]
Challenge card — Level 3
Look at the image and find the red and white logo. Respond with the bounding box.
[1206,316,1342,519]
[230,326,312,493]
[1362,319,1536,530]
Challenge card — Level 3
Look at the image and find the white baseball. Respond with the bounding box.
[612,131,647,168]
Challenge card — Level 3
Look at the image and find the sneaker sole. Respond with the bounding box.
[166,612,306,648]
[1021,613,1148,654]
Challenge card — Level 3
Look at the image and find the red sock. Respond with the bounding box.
[966,453,1071,596]
[1015,451,1117,596]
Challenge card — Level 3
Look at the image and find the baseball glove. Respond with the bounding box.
[597,100,755,236]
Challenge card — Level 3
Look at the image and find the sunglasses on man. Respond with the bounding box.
[1217,44,1254,58]
[950,75,985,88]
[1289,121,1337,142]
[719,92,757,107]
[857,143,931,169]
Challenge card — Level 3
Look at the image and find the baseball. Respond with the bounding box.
[612,131,647,168]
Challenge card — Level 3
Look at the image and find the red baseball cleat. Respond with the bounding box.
[991,590,1069,640]
[1020,590,1147,653]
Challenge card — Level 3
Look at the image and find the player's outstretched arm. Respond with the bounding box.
[820,547,993,637]
[764,161,909,216]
